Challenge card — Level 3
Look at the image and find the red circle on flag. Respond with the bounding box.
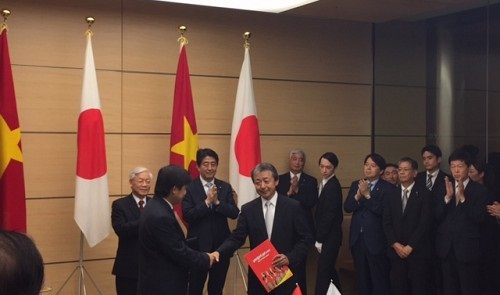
[76,109,107,179]
[235,115,261,177]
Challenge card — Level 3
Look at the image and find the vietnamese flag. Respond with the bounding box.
[74,32,111,247]
[169,43,199,221]
[230,46,261,208]
[0,27,27,232]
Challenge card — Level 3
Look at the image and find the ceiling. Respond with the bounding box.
[283,0,499,23]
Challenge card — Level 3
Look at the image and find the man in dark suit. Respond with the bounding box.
[416,144,449,196]
[314,152,343,295]
[435,149,489,295]
[383,157,433,295]
[344,153,394,295]
[415,144,450,294]
[215,162,314,295]
[276,149,317,294]
[137,165,217,295]
[111,167,152,295]
[182,148,240,295]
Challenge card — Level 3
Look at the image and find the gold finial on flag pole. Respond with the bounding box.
[85,16,95,37]
[243,32,251,49]
[1,9,11,32]
[178,25,188,47]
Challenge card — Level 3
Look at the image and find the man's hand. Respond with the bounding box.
[206,185,219,206]
[487,201,500,218]
[444,176,453,202]
[271,254,289,268]
[392,242,408,259]
[207,251,220,266]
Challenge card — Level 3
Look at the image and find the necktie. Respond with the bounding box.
[426,174,433,190]
[174,210,187,237]
[402,189,408,213]
[138,200,145,213]
[264,201,274,238]
[206,182,214,208]
[318,181,324,197]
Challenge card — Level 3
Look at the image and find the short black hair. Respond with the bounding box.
[421,144,443,158]
[251,163,279,182]
[318,152,339,168]
[0,230,44,295]
[448,148,472,166]
[364,153,386,170]
[398,157,418,171]
[196,148,219,166]
[153,165,192,198]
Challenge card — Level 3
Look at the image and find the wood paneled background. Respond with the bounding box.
[4,0,376,293]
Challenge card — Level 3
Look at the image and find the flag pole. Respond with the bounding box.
[232,31,253,295]
[1,9,10,32]
[56,16,104,295]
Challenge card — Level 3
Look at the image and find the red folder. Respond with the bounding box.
[244,239,293,292]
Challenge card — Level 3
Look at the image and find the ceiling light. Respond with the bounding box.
[153,0,319,13]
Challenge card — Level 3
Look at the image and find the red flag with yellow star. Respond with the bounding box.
[169,44,199,221]
[0,28,27,232]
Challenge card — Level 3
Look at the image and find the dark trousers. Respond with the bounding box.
[389,257,431,295]
[188,256,230,295]
[295,257,308,295]
[441,251,480,295]
[314,244,341,295]
[351,234,390,295]
[115,276,138,295]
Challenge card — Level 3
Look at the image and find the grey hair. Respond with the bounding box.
[251,163,279,182]
[129,166,153,181]
[289,149,306,161]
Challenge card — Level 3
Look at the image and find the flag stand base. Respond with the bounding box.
[232,249,248,293]
[56,232,103,295]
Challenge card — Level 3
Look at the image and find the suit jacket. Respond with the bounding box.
[277,171,318,234]
[344,178,396,255]
[182,178,239,252]
[434,179,489,263]
[138,197,210,295]
[416,170,449,198]
[315,175,343,248]
[383,183,433,260]
[217,194,314,295]
[111,194,151,278]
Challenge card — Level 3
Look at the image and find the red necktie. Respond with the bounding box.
[139,200,145,213]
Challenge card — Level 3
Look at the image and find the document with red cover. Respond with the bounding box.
[244,239,293,292]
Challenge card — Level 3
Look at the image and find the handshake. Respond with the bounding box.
[206,251,220,266]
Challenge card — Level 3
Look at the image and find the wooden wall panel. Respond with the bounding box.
[374,85,427,136]
[43,260,115,294]
[255,81,372,135]
[121,1,372,84]
[27,198,117,263]
[23,134,123,197]
[374,136,427,165]
[15,67,122,133]
[6,0,122,69]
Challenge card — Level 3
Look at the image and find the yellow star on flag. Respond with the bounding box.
[0,115,23,178]
[170,116,198,169]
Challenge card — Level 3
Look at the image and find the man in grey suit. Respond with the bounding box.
[215,162,314,295]
[111,167,152,295]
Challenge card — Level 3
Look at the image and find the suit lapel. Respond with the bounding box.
[126,194,141,218]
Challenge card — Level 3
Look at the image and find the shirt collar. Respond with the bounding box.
[261,192,278,207]
[322,173,335,185]
[289,171,302,179]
